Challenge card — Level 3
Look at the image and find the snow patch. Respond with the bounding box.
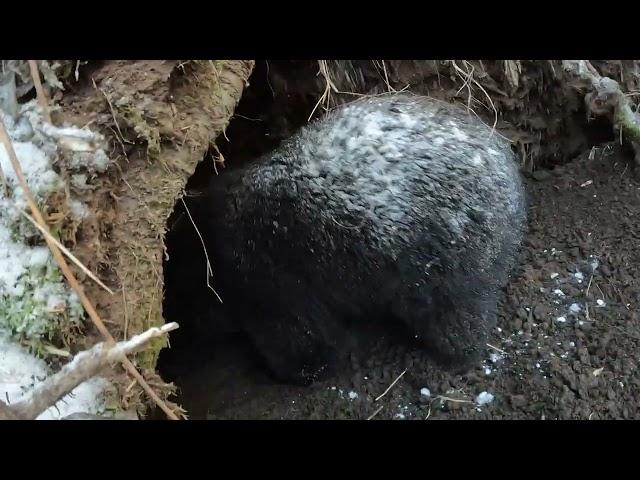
[475,392,494,406]
[0,335,110,419]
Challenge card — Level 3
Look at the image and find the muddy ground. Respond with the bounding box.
[157,140,640,421]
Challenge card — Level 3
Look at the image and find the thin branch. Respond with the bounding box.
[450,60,499,135]
[375,368,407,402]
[366,405,384,420]
[486,343,508,355]
[7,323,178,420]
[28,60,52,124]
[0,156,8,195]
[21,210,115,295]
[434,395,474,404]
[180,196,223,303]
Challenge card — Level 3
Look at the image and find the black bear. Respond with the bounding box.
[176,93,527,385]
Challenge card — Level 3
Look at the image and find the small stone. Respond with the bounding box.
[533,304,550,321]
[513,317,523,330]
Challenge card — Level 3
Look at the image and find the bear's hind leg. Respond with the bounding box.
[391,273,497,372]
[242,299,342,385]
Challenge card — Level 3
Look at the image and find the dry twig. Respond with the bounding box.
[21,210,115,295]
[366,405,384,420]
[1,323,178,420]
[28,60,52,124]
[375,368,407,402]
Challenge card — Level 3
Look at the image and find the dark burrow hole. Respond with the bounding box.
[153,61,626,420]
[155,61,420,419]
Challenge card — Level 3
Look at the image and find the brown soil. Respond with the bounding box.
[50,60,252,414]
[161,142,640,420]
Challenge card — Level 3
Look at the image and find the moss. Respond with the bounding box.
[0,256,83,355]
[114,103,162,158]
[615,100,640,143]
[138,336,167,369]
[113,61,251,373]
[1,202,84,358]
